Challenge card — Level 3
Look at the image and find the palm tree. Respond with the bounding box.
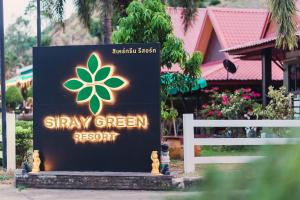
[167,0,202,32]
[268,0,298,50]
[41,0,113,44]
[167,0,223,32]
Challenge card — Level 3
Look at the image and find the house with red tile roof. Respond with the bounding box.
[166,7,284,89]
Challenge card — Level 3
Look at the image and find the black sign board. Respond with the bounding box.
[33,44,160,172]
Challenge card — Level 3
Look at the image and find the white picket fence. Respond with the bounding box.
[0,113,16,171]
[183,114,300,173]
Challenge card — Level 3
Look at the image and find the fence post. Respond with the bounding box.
[183,114,195,173]
[6,113,15,171]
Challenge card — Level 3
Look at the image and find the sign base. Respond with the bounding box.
[15,171,174,190]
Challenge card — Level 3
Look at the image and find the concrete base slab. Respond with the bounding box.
[15,171,174,190]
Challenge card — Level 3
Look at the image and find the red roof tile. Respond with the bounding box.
[202,60,283,81]
[166,7,283,81]
[167,7,206,55]
[207,7,269,48]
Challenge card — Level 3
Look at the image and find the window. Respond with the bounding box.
[289,64,300,92]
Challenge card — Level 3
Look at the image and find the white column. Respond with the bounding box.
[6,113,15,171]
[183,114,195,173]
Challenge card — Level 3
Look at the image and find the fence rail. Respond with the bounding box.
[183,114,300,173]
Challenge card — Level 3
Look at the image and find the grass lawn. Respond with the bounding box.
[200,146,261,157]
[170,159,246,177]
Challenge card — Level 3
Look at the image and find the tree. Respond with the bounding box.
[112,0,203,135]
[6,86,24,111]
[268,0,297,50]
[30,0,114,44]
[4,17,35,71]
[167,0,220,32]
[112,0,202,72]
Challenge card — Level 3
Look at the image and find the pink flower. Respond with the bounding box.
[222,95,230,105]
[251,91,261,98]
[211,87,219,91]
[242,94,251,100]
[204,89,210,93]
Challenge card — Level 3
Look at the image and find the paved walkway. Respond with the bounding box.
[0,184,198,200]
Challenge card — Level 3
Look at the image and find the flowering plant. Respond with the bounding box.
[201,87,261,120]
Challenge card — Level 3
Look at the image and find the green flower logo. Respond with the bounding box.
[63,52,128,115]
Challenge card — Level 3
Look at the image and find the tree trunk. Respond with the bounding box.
[102,0,113,44]
[170,98,177,136]
[103,15,112,44]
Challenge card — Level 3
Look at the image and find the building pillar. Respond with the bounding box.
[262,48,272,106]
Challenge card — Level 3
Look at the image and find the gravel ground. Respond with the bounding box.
[0,184,198,200]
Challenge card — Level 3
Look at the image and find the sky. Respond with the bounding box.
[3,0,74,33]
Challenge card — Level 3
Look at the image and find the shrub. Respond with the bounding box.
[15,121,33,167]
[201,87,261,120]
[27,86,33,98]
[253,86,294,136]
[253,86,294,120]
[6,86,24,110]
[0,121,33,167]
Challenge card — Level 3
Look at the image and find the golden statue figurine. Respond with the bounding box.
[32,150,41,173]
[151,151,160,175]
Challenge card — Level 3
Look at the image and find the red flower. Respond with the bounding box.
[207,111,214,116]
[216,110,222,117]
[222,95,229,105]
[211,87,219,91]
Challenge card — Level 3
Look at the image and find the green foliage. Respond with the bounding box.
[112,0,203,74]
[6,86,24,110]
[26,0,135,44]
[33,0,114,43]
[161,101,178,135]
[268,0,297,50]
[207,0,221,6]
[252,86,294,137]
[253,86,294,120]
[183,51,203,78]
[41,34,52,46]
[26,0,66,23]
[161,35,187,68]
[161,101,178,121]
[89,19,104,40]
[15,121,33,167]
[0,121,33,167]
[201,88,261,120]
[167,0,220,31]
[113,0,173,44]
[112,0,133,28]
[177,144,300,200]
[5,17,35,69]
[27,86,33,98]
